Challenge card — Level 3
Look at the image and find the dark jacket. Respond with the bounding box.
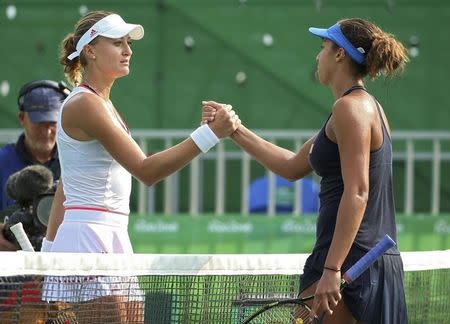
[0,133,60,211]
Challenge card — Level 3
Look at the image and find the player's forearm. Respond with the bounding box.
[325,191,368,270]
[45,181,66,241]
[140,138,201,186]
[230,125,299,180]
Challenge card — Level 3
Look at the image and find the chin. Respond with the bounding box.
[315,71,324,84]
[316,72,329,86]
[116,71,130,79]
[35,142,55,153]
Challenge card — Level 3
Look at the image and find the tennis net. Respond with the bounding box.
[0,251,448,323]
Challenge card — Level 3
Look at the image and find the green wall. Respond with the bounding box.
[1,0,449,130]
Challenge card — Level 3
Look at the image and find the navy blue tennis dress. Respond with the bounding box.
[300,86,408,323]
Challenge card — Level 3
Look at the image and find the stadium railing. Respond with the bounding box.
[1,129,450,215]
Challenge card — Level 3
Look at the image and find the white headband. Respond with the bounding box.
[67,14,144,60]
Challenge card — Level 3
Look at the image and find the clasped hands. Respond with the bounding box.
[201,100,241,138]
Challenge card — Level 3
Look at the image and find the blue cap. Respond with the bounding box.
[309,23,366,65]
[21,87,65,123]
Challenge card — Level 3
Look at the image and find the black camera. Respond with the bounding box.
[1,165,56,251]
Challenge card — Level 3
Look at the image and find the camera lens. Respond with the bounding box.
[36,195,54,226]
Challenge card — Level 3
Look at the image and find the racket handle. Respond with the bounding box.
[343,234,395,284]
[10,222,35,252]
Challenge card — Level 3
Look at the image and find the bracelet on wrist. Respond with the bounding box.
[324,265,341,272]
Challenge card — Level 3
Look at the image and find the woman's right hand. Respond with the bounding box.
[202,100,241,138]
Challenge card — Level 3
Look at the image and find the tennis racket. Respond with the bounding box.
[241,234,396,324]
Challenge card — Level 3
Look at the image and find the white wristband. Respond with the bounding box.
[190,124,220,153]
[41,238,53,252]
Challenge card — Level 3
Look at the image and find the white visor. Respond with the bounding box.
[67,14,144,60]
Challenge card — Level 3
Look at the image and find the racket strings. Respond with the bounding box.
[293,303,311,323]
[244,303,311,323]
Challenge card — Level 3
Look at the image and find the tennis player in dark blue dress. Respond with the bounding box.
[202,18,409,324]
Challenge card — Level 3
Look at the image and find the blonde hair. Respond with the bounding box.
[59,11,113,86]
[338,18,409,79]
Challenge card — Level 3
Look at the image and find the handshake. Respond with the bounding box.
[201,100,241,138]
[190,100,241,153]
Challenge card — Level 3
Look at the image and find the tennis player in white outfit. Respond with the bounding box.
[41,10,240,324]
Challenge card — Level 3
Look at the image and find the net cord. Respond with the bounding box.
[0,250,448,277]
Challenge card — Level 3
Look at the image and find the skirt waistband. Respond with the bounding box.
[63,207,129,227]
[64,205,128,216]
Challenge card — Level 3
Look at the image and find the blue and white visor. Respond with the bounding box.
[309,23,366,65]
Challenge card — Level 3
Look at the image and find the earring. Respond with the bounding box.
[92,56,96,60]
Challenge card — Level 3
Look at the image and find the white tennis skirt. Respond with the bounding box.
[42,209,143,302]
[50,208,132,253]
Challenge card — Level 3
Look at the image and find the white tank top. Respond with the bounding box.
[57,87,131,215]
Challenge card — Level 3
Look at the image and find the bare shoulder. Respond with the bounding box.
[63,92,106,118]
[62,92,116,129]
[332,94,375,127]
[61,92,117,140]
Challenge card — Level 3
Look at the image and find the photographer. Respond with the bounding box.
[0,81,70,324]
[0,79,69,250]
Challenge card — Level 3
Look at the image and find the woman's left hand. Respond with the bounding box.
[310,269,342,321]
